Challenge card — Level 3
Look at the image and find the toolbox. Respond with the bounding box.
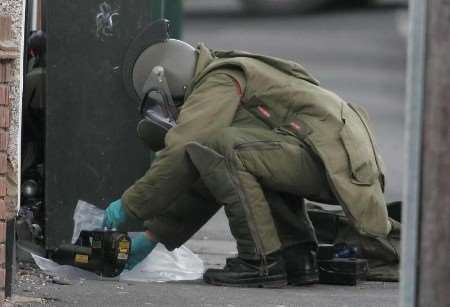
[317,243,368,285]
[318,258,368,285]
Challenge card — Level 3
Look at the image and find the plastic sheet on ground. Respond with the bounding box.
[32,200,204,282]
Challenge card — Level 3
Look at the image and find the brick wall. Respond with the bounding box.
[0,15,19,300]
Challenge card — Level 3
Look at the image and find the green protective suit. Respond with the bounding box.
[22,67,46,172]
[122,44,392,260]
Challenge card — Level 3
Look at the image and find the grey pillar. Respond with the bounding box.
[401,0,450,306]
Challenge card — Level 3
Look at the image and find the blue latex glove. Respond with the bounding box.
[103,199,128,230]
[126,232,157,270]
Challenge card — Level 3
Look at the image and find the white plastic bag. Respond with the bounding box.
[71,200,105,243]
[31,244,204,282]
[33,200,204,282]
[120,244,205,282]
[32,253,103,280]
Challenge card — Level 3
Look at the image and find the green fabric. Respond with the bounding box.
[224,191,317,260]
[122,70,253,250]
[122,44,392,259]
[22,67,46,172]
[123,68,318,256]
[185,141,280,255]
[141,182,221,250]
[140,181,317,255]
[122,71,243,220]
[188,45,391,238]
[186,126,334,256]
[23,67,46,110]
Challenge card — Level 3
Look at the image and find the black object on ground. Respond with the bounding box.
[318,258,368,286]
[317,244,368,285]
[51,230,131,277]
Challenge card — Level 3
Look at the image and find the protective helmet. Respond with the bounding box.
[28,30,47,57]
[132,39,197,100]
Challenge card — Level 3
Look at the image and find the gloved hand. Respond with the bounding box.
[103,199,128,230]
[126,232,157,270]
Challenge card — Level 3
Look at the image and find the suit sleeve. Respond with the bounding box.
[121,72,243,221]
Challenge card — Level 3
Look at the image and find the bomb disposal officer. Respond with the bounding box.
[103,40,392,288]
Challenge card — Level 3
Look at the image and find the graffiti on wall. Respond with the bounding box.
[96,2,119,41]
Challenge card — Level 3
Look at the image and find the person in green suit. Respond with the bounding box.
[104,39,392,288]
[22,31,47,172]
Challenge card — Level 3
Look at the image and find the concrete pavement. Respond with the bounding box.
[13,276,399,307]
[12,239,398,307]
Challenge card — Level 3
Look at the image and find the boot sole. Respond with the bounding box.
[287,271,319,286]
[204,274,288,288]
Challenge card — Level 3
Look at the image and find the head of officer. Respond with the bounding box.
[132,39,198,105]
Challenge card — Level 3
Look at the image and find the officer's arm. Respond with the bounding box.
[121,72,242,221]
[166,72,242,146]
[22,71,38,111]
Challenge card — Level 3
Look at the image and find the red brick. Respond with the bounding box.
[0,107,9,129]
[0,222,5,243]
[5,62,13,82]
[0,200,11,221]
[0,179,5,198]
[0,155,6,174]
[0,64,5,83]
[3,198,15,220]
[0,16,12,41]
[0,63,7,83]
[0,200,6,220]
[0,62,13,83]
[0,244,5,266]
[0,85,8,106]
[0,130,7,152]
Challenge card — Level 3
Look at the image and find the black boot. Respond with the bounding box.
[282,244,319,285]
[203,252,287,288]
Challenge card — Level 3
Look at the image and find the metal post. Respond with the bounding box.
[160,0,165,18]
[151,0,182,39]
[401,0,450,306]
[400,0,427,306]
[416,0,450,305]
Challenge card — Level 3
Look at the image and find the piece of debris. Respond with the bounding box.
[51,276,72,285]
